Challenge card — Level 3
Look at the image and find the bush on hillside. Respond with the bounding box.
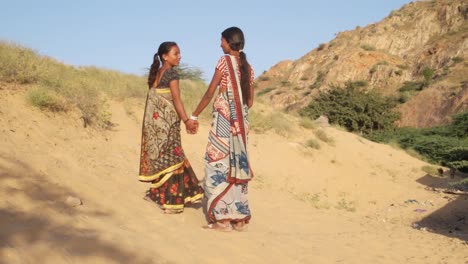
[367,112,468,173]
[299,82,400,134]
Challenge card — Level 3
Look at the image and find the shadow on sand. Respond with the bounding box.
[0,154,157,264]
[415,173,468,242]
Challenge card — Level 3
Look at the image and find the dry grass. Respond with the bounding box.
[314,129,335,145]
[0,41,148,128]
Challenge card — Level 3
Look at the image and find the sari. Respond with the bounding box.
[139,68,203,213]
[204,55,254,223]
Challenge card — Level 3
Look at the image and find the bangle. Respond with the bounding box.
[183,118,189,123]
[189,115,198,121]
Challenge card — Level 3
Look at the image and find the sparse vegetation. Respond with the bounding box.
[180,79,211,121]
[452,56,463,64]
[305,139,321,149]
[177,63,204,81]
[398,81,424,92]
[317,43,327,51]
[256,87,276,96]
[0,41,148,128]
[310,71,325,89]
[249,110,292,136]
[422,67,435,86]
[421,165,440,176]
[360,44,376,51]
[257,75,270,82]
[335,198,356,212]
[299,118,316,129]
[314,129,335,145]
[449,178,468,191]
[26,86,69,112]
[0,41,210,128]
[397,64,410,70]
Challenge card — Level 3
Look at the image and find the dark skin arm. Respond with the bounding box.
[192,69,222,117]
[169,79,198,133]
[246,66,254,108]
[247,80,254,108]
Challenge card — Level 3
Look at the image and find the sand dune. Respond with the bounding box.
[0,87,467,264]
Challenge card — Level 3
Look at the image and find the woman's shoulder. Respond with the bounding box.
[216,56,228,71]
[165,67,179,79]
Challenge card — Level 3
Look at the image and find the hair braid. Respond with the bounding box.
[147,53,160,87]
[239,51,251,103]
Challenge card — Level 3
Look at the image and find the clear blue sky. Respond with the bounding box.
[1,0,412,82]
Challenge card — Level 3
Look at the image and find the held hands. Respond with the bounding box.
[185,119,199,134]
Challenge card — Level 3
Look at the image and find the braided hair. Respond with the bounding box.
[222,27,252,103]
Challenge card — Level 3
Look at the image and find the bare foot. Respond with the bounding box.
[162,208,183,214]
[232,221,248,232]
[202,221,233,232]
[143,195,153,202]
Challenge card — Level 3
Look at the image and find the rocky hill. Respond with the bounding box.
[256,0,467,128]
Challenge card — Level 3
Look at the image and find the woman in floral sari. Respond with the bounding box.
[191,27,254,231]
[139,42,204,214]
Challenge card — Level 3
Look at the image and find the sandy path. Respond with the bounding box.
[0,89,467,263]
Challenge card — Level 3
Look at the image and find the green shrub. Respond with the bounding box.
[452,57,464,64]
[314,129,335,145]
[257,87,276,96]
[361,44,376,51]
[27,86,68,112]
[421,165,440,176]
[305,139,320,149]
[310,71,325,89]
[422,67,434,83]
[367,112,468,173]
[300,82,400,134]
[317,43,326,51]
[399,81,424,92]
[257,75,270,82]
[299,118,316,129]
[249,110,291,136]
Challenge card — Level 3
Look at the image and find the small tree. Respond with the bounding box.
[177,63,204,81]
[422,67,434,88]
[299,82,400,134]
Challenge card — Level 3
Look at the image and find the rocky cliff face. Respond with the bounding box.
[256,0,467,127]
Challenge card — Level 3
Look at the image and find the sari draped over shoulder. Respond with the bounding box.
[139,68,203,213]
[204,55,254,222]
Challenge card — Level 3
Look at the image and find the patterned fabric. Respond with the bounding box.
[139,68,203,212]
[204,55,254,222]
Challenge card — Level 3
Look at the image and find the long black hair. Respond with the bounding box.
[222,27,252,103]
[147,41,178,87]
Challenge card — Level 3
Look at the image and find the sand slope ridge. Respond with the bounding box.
[0,88,467,264]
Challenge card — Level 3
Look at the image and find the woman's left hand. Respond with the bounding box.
[185,120,198,134]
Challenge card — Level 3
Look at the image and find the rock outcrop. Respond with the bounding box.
[256,0,467,127]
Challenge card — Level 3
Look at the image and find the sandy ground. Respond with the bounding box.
[0,86,467,264]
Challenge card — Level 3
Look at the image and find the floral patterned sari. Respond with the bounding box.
[139,68,203,213]
[204,55,254,223]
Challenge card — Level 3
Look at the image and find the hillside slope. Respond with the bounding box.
[1,85,467,263]
[257,0,467,127]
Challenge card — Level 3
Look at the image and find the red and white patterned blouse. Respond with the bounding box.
[215,55,255,92]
